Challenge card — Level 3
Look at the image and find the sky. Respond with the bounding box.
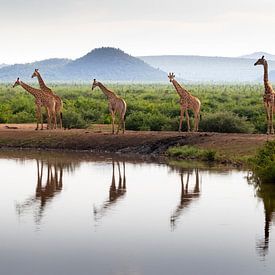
[1,0,275,63]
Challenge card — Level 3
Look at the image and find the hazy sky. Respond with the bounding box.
[1,0,275,63]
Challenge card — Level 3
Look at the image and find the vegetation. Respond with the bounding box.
[0,83,267,132]
[167,145,217,161]
[251,141,275,183]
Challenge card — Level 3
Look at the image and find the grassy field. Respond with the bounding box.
[0,83,267,133]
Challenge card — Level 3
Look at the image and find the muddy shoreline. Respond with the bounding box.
[0,125,271,164]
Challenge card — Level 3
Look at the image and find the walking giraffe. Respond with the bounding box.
[31,69,63,129]
[12,78,56,130]
[91,79,127,134]
[168,73,201,132]
[254,56,275,134]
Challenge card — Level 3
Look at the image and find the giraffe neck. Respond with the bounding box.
[20,81,41,98]
[263,62,274,93]
[172,79,190,98]
[97,82,116,99]
[264,61,269,84]
[36,72,52,93]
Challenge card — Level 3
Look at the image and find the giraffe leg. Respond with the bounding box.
[111,112,115,134]
[116,115,121,135]
[53,111,57,130]
[179,108,184,132]
[35,105,40,130]
[266,105,271,134]
[186,110,190,132]
[122,117,125,134]
[193,113,197,132]
[271,103,274,134]
[46,108,52,130]
[195,112,200,132]
[59,112,63,129]
[40,108,44,130]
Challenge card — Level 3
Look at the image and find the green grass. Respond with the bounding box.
[250,140,275,183]
[167,145,217,161]
[0,83,267,132]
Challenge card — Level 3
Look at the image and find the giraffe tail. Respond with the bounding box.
[200,114,202,121]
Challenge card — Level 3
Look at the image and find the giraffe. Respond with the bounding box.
[168,73,201,132]
[12,78,56,130]
[93,160,126,223]
[92,79,127,134]
[31,69,63,129]
[254,56,275,134]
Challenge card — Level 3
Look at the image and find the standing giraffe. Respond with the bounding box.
[31,69,63,129]
[12,78,56,130]
[92,79,127,134]
[168,73,201,132]
[254,56,275,134]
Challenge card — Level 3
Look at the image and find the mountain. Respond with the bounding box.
[140,55,275,83]
[61,47,167,82]
[2,48,275,83]
[0,58,71,82]
[240,52,275,61]
[0,47,167,83]
[0,64,7,69]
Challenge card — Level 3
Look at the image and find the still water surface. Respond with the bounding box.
[0,151,274,275]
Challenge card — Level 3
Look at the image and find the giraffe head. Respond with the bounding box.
[254,56,266,66]
[91,79,99,90]
[31,68,39,78]
[168,72,175,82]
[12,77,21,88]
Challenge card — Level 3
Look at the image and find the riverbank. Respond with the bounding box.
[0,124,271,165]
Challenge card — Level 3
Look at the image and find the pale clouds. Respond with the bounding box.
[0,0,275,63]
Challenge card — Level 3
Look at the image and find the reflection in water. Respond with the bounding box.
[93,160,126,224]
[248,172,275,257]
[16,159,74,224]
[170,168,201,230]
[1,150,275,274]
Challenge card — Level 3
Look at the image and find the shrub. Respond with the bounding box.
[9,111,35,123]
[199,112,255,133]
[251,141,275,183]
[62,109,88,129]
[167,145,217,161]
[125,111,147,131]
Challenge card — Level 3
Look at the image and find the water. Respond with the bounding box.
[0,150,274,275]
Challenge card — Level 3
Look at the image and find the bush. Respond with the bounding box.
[251,141,275,183]
[125,111,147,131]
[200,112,255,133]
[9,111,35,123]
[62,109,88,129]
[167,145,217,161]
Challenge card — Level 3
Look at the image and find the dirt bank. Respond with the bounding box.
[0,124,272,160]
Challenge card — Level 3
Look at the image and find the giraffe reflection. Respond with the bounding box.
[170,168,201,230]
[255,183,275,257]
[16,159,66,224]
[93,160,126,223]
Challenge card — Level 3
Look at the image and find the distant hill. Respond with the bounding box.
[3,49,275,83]
[61,47,167,82]
[0,58,71,82]
[140,55,275,83]
[240,52,275,61]
[0,47,167,83]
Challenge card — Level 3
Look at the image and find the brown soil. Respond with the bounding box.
[0,124,272,160]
